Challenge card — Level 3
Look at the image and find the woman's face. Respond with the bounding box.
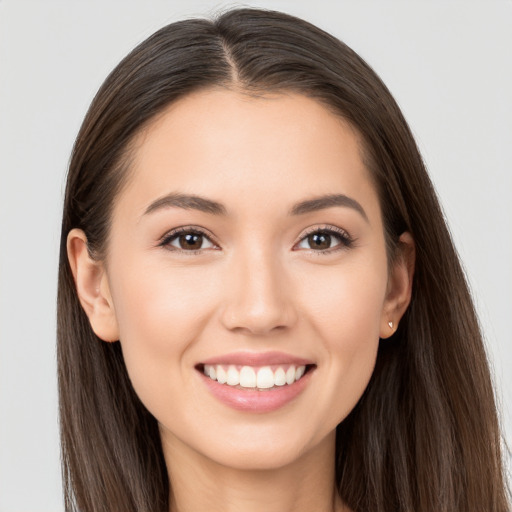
[72,89,412,471]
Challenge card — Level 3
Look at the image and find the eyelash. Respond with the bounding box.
[296,225,354,254]
[158,225,355,256]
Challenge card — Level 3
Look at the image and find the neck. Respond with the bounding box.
[161,430,349,512]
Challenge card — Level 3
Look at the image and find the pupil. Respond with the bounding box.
[180,233,202,250]
[309,233,330,250]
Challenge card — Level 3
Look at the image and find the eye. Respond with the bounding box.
[159,227,217,253]
[295,227,353,253]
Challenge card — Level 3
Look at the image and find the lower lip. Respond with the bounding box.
[199,368,314,413]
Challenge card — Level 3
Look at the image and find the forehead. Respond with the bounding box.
[116,88,380,222]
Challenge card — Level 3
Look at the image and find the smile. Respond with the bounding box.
[202,364,308,390]
[196,352,316,412]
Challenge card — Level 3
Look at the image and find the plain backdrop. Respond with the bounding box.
[0,1,511,510]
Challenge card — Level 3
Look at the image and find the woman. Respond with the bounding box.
[57,7,509,512]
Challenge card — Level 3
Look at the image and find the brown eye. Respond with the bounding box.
[162,229,216,252]
[296,227,353,253]
[307,232,332,250]
[178,233,203,250]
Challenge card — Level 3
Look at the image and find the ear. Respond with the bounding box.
[380,231,415,339]
[67,228,119,342]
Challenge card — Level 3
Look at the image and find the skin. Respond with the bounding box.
[68,89,415,512]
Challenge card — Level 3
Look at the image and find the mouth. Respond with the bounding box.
[196,363,316,391]
[195,352,316,412]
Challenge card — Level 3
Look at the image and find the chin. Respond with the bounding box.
[179,420,336,472]
[206,441,313,471]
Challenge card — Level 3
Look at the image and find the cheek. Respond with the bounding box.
[107,257,221,412]
[298,256,387,419]
[111,255,220,337]
[302,254,387,341]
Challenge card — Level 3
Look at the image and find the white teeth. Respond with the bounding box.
[239,366,256,388]
[226,365,240,386]
[203,363,309,389]
[274,367,286,386]
[256,366,274,389]
[216,366,227,384]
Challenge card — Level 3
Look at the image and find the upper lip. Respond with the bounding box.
[199,351,314,367]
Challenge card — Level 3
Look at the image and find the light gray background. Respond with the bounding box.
[0,1,511,510]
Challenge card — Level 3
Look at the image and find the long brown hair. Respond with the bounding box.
[57,7,510,512]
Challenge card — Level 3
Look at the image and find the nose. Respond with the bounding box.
[219,246,297,336]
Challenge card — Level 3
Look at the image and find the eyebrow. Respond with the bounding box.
[289,194,368,221]
[143,192,368,222]
[144,193,227,216]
